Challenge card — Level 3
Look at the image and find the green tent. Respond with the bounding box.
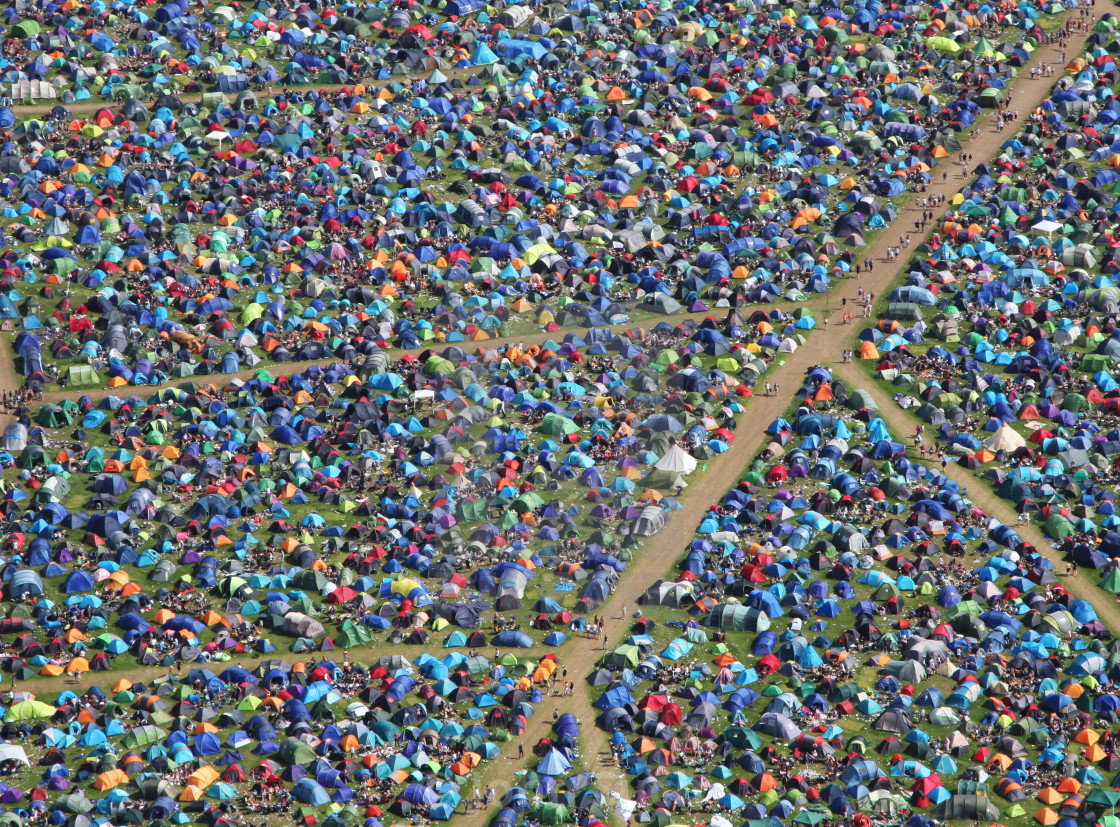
[457,498,488,522]
[5,700,57,721]
[706,604,770,631]
[278,737,317,765]
[599,645,640,668]
[1044,513,1073,540]
[512,491,544,514]
[66,365,101,387]
[12,20,40,38]
[528,803,569,825]
[540,413,578,436]
[337,620,372,648]
[122,725,167,748]
[36,405,72,428]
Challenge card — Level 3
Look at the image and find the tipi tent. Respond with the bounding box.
[654,444,698,475]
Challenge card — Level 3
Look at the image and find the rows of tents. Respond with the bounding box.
[0,0,1068,391]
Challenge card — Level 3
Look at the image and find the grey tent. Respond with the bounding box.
[633,505,667,536]
[1,423,27,451]
[904,639,950,662]
[151,559,177,582]
[639,580,698,608]
[11,79,56,100]
[995,736,1029,759]
[282,613,326,639]
[645,294,682,314]
[379,655,412,670]
[872,708,912,733]
[753,713,802,740]
[496,6,533,26]
[885,302,923,320]
[654,444,697,474]
[1062,246,1097,267]
[882,659,927,683]
[642,470,687,491]
[847,389,878,411]
[495,568,529,599]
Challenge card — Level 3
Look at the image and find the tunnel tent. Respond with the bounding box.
[12,20,39,37]
[931,795,1000,820]
[705,604,770,632]
[8,570,43,598]
[633,505,668,536]
[643,470,687,491]
[885,303,923,321]
[281,613,326,639]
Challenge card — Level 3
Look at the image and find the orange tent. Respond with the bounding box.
[1073,728,1098,745]
[1084,743,1106,762]
[1034,808,1058,825]
[753,773,778,792]
[94,769,129,790]
[186,766,219,791]
[104,570,131,589]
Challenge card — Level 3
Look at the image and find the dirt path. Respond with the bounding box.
[832,361,1120,633]
[32,301,799,405]
[7,65,489,116]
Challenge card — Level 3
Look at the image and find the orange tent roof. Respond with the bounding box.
[1034,807,1058,825]
[1073,728,1098,744]
[94,769,129,791]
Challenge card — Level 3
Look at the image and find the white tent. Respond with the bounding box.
[983,424,1026,453]
[0,745,29,765]
[654,444,698,475]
